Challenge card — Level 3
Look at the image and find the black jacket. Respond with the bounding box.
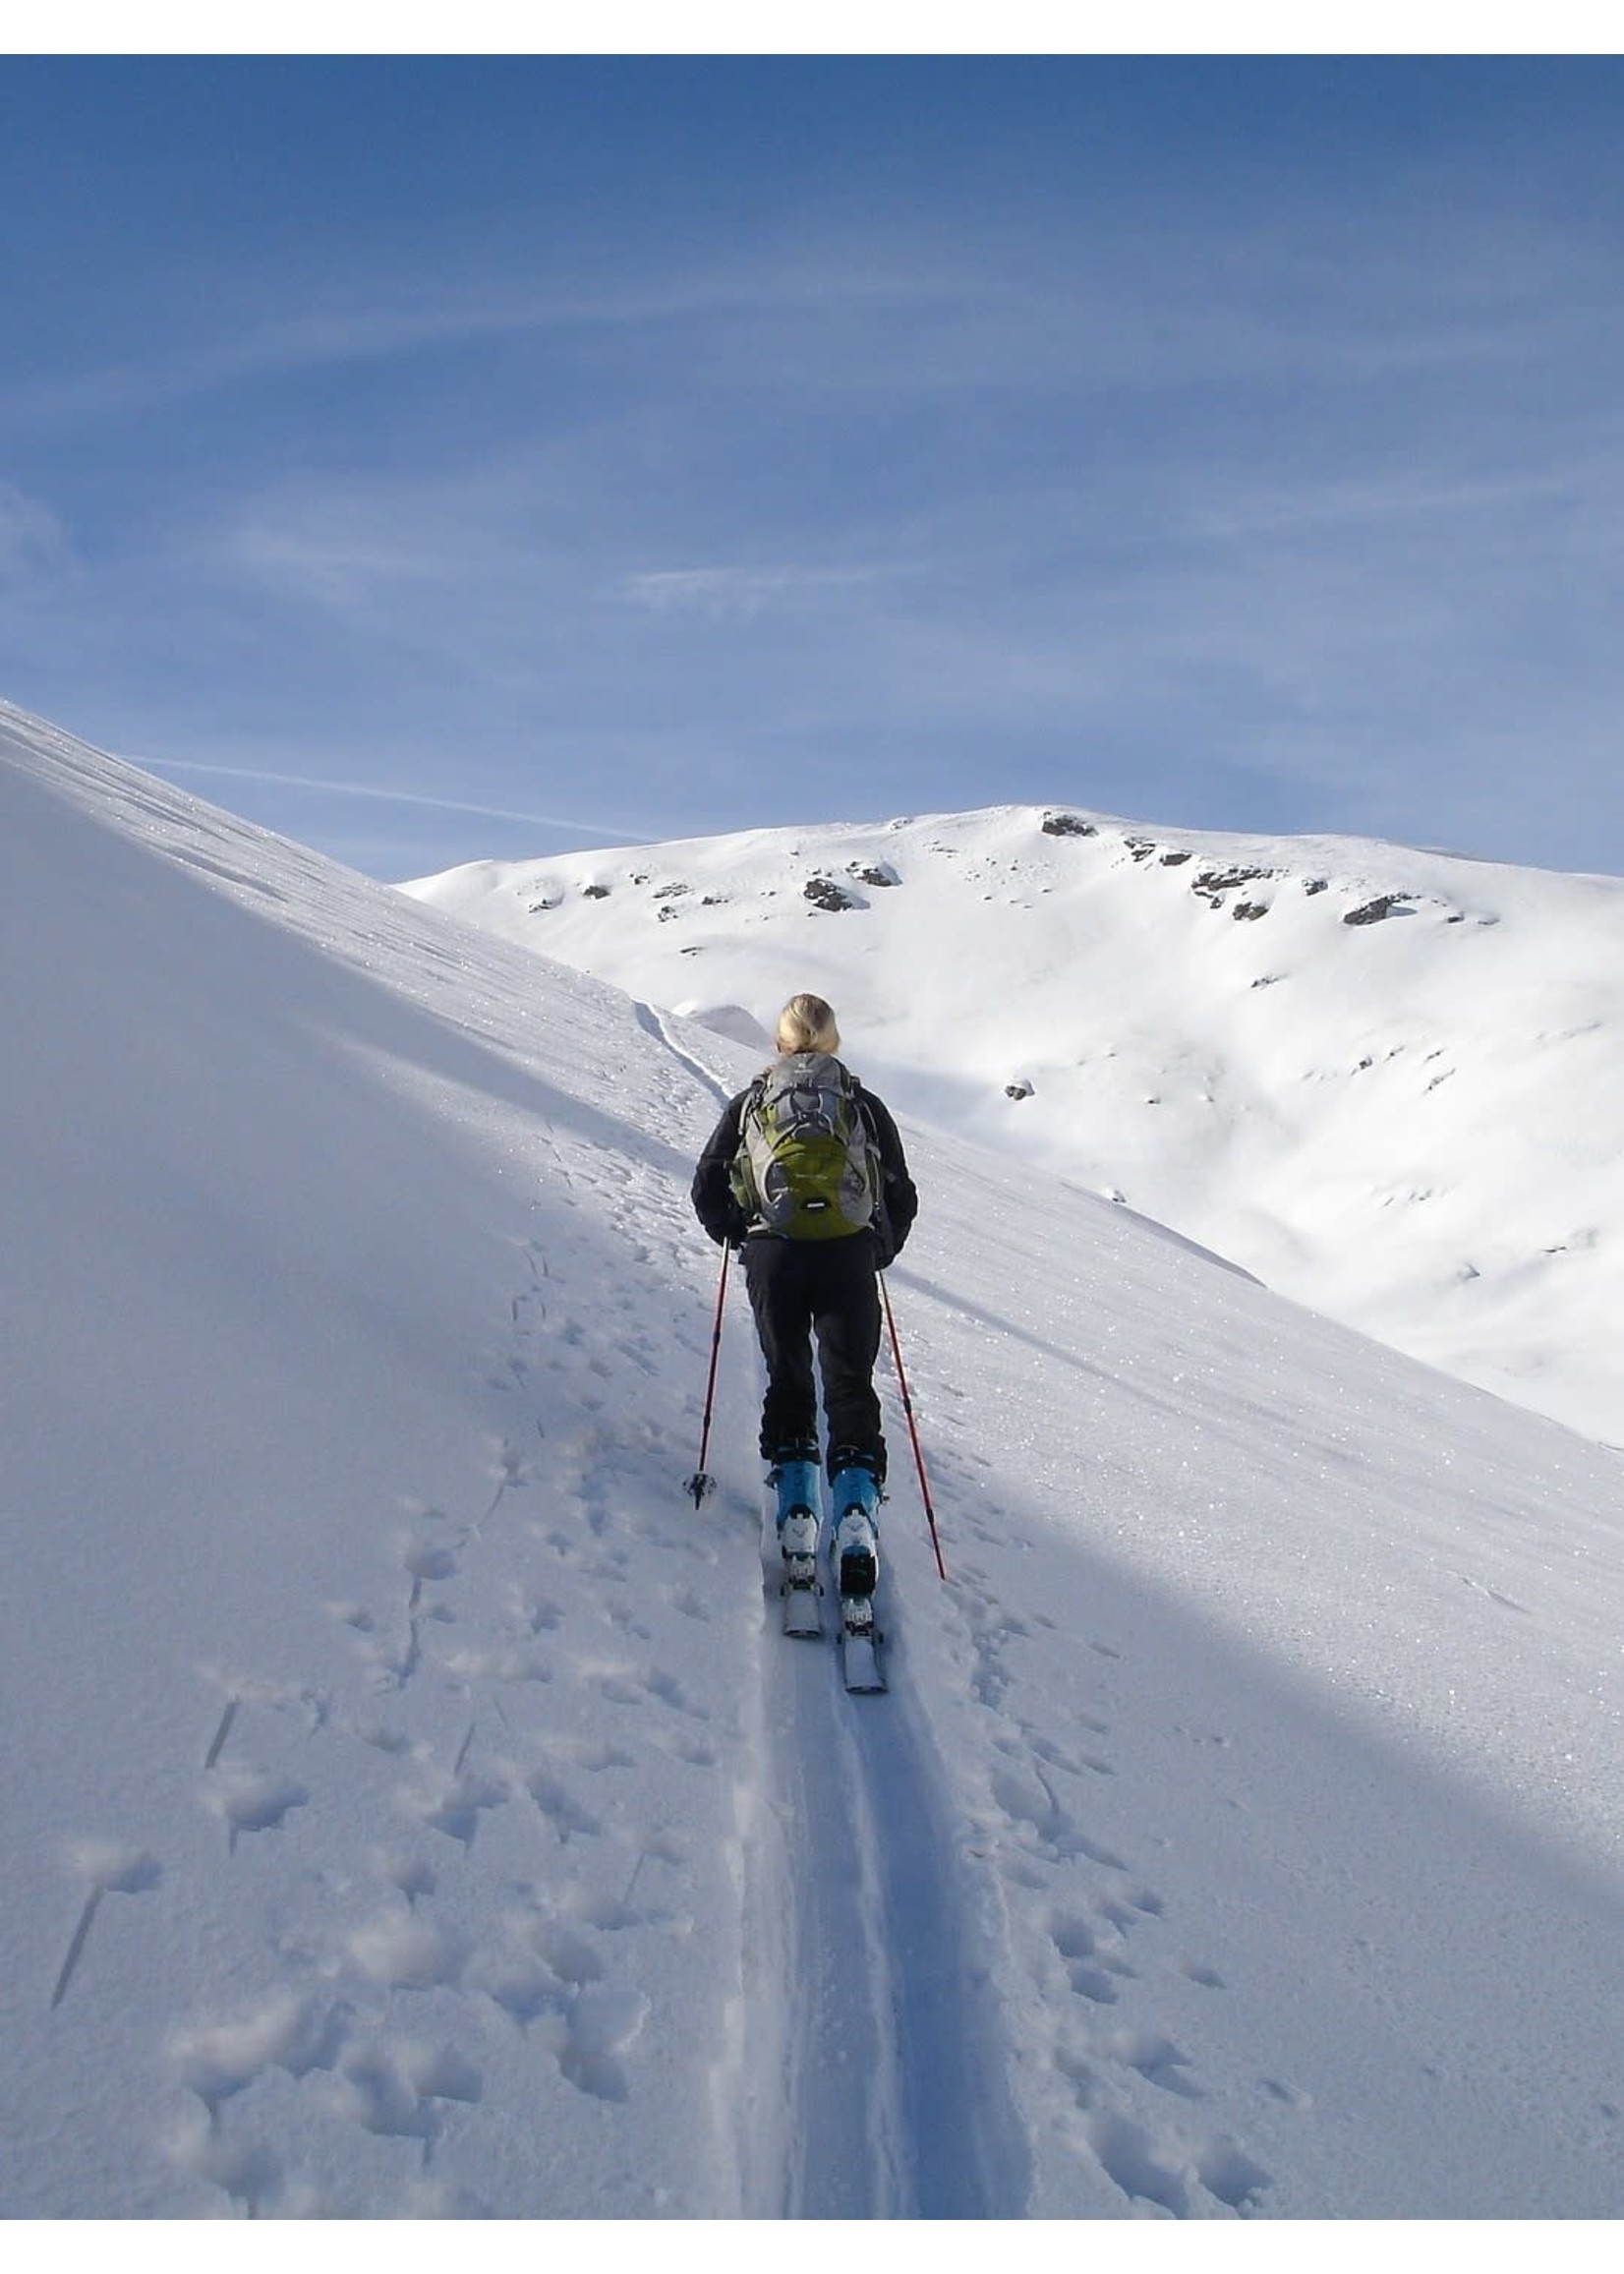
[691,1067,918,1266]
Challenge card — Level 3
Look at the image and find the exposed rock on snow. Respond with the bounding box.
[802,874,862,911]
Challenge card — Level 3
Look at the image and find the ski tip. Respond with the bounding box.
[840,1629,887,1692]
[781,1577,824,1637]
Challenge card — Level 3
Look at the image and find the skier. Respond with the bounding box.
[690,994,917,1605]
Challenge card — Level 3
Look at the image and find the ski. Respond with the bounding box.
[839,1594,887,1692]
[782,1563,824,1637]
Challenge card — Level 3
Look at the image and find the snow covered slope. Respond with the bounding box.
[5,696,1624,2219]
[404,806,1624,1446]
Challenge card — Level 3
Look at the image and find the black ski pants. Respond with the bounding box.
[742,1232,885,1475]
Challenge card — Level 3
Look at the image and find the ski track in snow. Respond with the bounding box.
[641,1003,1033,2216]
[655,1008,1270,2220]
[730,1394,1031,2218]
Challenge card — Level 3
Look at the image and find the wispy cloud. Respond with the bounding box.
[0,256,960,437]
[224,520,456,612]
[0,483,72,583]
[622,563,899,620]
[1183,465,1597,545]
[136,758,656,844]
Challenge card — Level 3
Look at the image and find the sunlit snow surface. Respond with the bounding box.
[406,801,1624,1447]
[5,698,1624,2221]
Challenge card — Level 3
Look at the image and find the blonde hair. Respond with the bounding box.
[776,992,841,1055]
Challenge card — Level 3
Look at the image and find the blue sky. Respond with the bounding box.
[5,53,1624,879]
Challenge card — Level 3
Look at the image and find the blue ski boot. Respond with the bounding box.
[828,1450,882,1600]
[770,1444,823,1635]
[769,1444,822,1564]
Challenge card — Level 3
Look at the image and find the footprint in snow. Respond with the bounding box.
[438,1639,553,1684]
[332,2034,484,2147]
[1079,2110,1194,2216]
[400,1764,509,1846]
[1050,1913,1135,2006]
[507,1587,565,1634]
[523,1767,605,1844]
[552,1985,650,2103]
[169,1988,343,2110]
[374,1848,437,1906]
[203,1764,310,1852]
[402,1541,460,1589]
[549,1735,636,1773]
[988,1764,1126,1868]
[345,1908,469,1992]
[526,1918,605,1985]
[585,1662,709,1720]
[351,1721,412,1756]
[1104,1887,1166,1924]
[660,1732,720,1769]
[1105,2025,1205,2100]
[1065,2099,1272,2219]
[166,2104,291,2215]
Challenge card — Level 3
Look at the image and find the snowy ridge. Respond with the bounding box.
[405,801,1624,1445]
[5,698,1624,2219]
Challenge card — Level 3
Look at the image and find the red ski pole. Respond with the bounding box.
[880,1274,948,1581]
[686,1243,730,1507]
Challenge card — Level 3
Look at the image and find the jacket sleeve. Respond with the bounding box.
[860,1089,918,1261]
[690,1091,750,1246]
